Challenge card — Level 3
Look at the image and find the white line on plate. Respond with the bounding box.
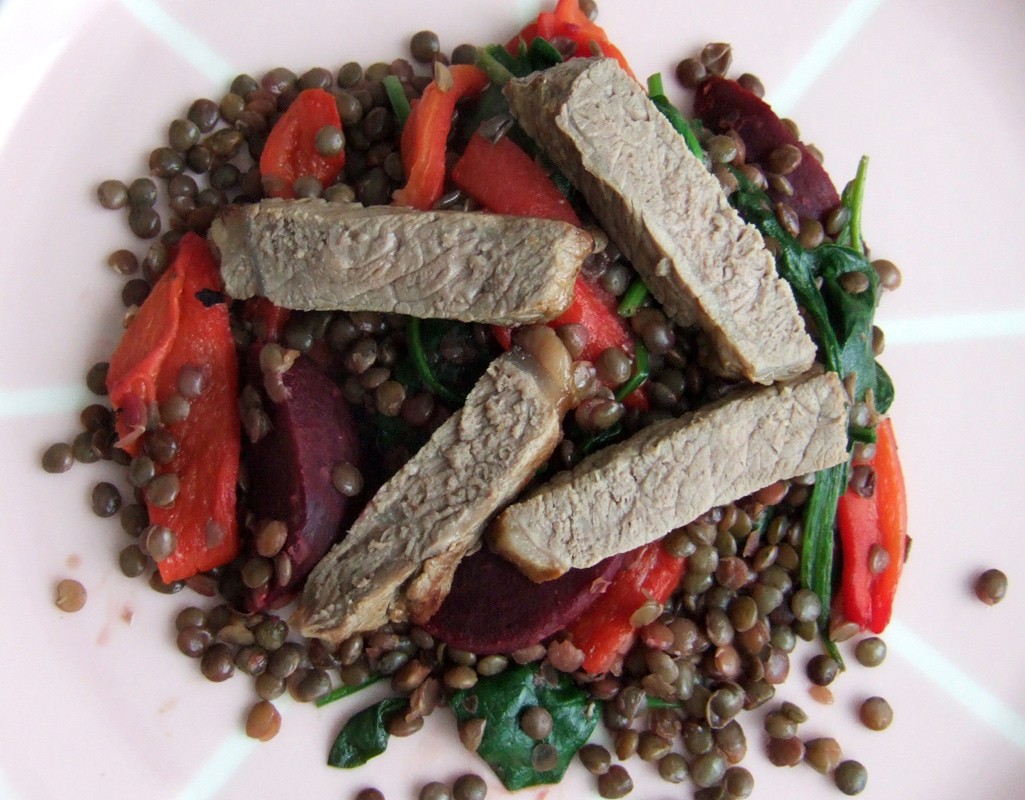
[885,618,1025,750]
[171,728,263,800]
[882,308,1025,346]
[115,0,237,85]
[0,385,94,420]
[769,0,886,117]
[0,764,25,800]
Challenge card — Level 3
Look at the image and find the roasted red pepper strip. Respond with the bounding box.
[452,133,647,409]
[393,65,488,210]
[107,234,241,582]
[508,0,634,78]
[452,133,580,225]
[259,88,346,199]
[836,418,907,633]
[107,260,184,453]
[565,541,686,675]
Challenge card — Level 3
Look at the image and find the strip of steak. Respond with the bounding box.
[210,198,592,325]
[503,58,816,384]
[293,327,573,643]
[488,371,849,581]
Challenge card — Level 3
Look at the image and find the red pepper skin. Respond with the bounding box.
[693,76,840,222]
[837,418,907,633]
[508,0,634,78]
[452,133,580,226]
[259,88,346,199]
[107,234,240,582]
[565,541,686,675]
[107,260,184,454]
[393,65,489,211]
[242,296,290,344]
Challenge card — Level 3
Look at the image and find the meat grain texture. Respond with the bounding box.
[489,371,849,581]
[210,199,592,325]
[294,329,573,643]
[504,58,816,384]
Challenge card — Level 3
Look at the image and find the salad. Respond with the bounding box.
[43,1,912,797]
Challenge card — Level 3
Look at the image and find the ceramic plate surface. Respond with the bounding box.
[2,1,1024,798]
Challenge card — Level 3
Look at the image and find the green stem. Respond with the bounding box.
[617,278,650,317]
[614,342,649,401]
[382,75,411,127]
[847,156,869,256]
[407,318,464,406]
[315,673,382,707]
[647,73,703,159]
[800,460,849,669]
[476,46,516,87]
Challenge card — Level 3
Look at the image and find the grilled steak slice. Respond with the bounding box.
[210,199,592,325]
[293,328,573,643]
[488,371,849,581]
[503,58,816,384]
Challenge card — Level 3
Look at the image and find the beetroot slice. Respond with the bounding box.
[246,355,363,611]
[694,76,840,222]
[422,546,624,655]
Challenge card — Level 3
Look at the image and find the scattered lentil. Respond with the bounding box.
[975,568,1008,605]
[834,760,868,795]
[55,578,87,612]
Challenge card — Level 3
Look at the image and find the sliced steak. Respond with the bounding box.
[488,371,849,581]
[293,327,573,643]
[210,199,592,325]
[503,58,816,384]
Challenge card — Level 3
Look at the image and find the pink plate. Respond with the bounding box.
[2,0,1024,798]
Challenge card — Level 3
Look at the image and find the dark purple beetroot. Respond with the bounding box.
[694,75,840,223]
[245,354,363,610]
[422,545,624,654]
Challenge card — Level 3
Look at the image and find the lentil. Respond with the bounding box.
[578,743,611,774]
[91,482,122,517]
[975,568,1008,605]
[835,760,868,795]
[530,742,559,771]
[419,783,452,800]
[700,42,732,76]
[859,696,893,730]
[416,783,453,800]
[42,442,74,473]
[452,773,487,800]
[806,654,840,686]
[55,578,87,612]
[691,752,727,788]
[596,765,633,798]
[456,716,486,752]
[201,643,235,682]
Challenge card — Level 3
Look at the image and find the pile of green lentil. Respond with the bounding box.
[38,10,972,799]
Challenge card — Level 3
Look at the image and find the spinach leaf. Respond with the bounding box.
[728,168,895,646]
[800,460,848,629]
[327,697,408,769]
[449,664,599,791]
[728,174,892,411]
[528,36,564,70]
[647,73,704,160]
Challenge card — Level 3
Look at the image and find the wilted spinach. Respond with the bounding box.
[327,696,409,769]
[727,160,894,656]
[449,664,599,791]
